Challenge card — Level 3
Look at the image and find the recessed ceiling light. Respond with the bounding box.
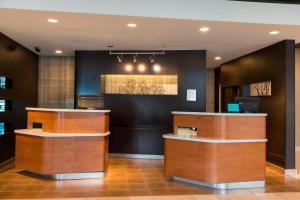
[214,56,221,60]
[200,27,210,32]
[138,64,146,72]
[48,18,58,23]
[55,50,63,54]
[153,64,161,73]
[269,31,279,35]
[125,64,133,72]
[127,23,137,28]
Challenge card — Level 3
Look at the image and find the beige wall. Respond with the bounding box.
[38,56,75,108]
[296,49,300,147]
[206,69,215,112]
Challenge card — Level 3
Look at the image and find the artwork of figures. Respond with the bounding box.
[101,75,177,95]
[250,81,271,96]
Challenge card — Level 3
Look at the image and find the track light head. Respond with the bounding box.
[117,55,122,63]
[133,55,137,63]
[149,56,155,63]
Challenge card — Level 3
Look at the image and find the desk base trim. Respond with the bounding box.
[110,153,164,160]
[21,171,105,180]
[173,176,265,189]
[52,172,105,180]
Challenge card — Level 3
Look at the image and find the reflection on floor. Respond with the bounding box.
[0,155,300,199]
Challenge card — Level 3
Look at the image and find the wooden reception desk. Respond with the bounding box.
[164,111,267,189]
[15,107,110,180]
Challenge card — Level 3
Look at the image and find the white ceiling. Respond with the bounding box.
[0,7,300,68]
[2,0,300,25]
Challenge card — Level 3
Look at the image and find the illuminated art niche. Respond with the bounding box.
[100,75,178,95]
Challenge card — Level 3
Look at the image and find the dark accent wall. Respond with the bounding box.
[75,50,206,155]
[217,40,295,169]
[0,33,38,164]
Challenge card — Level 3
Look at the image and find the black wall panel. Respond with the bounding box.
[0,33,38,163]
[219,40,295,169]
[75,50,206,155]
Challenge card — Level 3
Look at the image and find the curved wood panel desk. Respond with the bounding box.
[163,111,267,189]
[15,108,110,180]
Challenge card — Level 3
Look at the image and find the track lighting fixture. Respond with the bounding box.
[133,54,137,63]
[149,53,155,63]
[117,54,122,63]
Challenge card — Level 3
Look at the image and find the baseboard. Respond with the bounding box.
[110,153,164,160]
[267,161,298,176]
[284,169,298,176]
[0,157,15,169]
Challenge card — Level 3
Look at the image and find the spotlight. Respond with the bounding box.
[125,64,133,72]
[149,55,155,63]
[153,64,161,73]
[117,55,122,63]
[133,55,137,63]
[138,64,146,72]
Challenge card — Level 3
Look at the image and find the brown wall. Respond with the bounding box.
[217,40,295,169]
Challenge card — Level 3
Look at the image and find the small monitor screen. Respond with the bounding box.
[0,123,4,135]
[0,100,5,112]
[78,96,104,109]
[234,97,260,113]
[227,103,240,113]
[0,76,6,89]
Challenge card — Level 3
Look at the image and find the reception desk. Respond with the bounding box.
[15,108,110,180]
[164,111,267,189]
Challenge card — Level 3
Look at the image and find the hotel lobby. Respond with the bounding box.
[1,0,300,200]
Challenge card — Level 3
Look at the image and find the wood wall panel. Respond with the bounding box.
[173,114,266,139]
[164,139,266,184]
[27,111,109,133]
[15,134,108,174]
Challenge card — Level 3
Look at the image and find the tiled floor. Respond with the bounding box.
[0,154,300,199]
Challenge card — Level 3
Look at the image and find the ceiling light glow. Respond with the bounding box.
[55,49,63,54]
[269,31,280,35]
[127,23,137,28]
[200,27,210,32]
[48,18,58,23]
[214,56,221,60]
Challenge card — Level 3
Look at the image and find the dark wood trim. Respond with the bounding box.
[285,40,296,169]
